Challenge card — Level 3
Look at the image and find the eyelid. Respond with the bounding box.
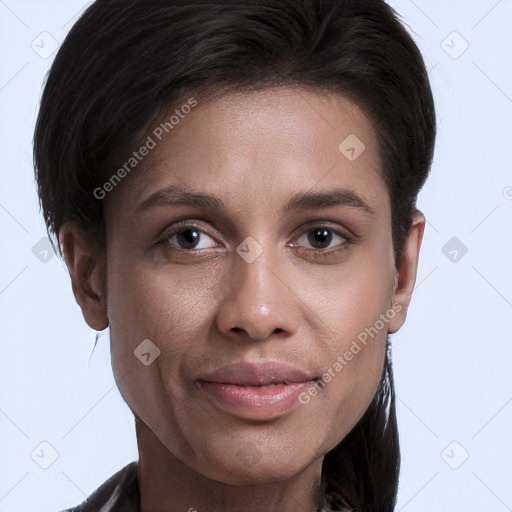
[295,219,352,236]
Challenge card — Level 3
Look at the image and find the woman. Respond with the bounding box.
[33,0,436,510]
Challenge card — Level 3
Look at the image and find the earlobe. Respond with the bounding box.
[59,221,109,331]
[388,210,426,334]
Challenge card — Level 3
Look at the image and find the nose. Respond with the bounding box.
[215,240,301,343]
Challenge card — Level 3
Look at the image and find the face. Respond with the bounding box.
[90,87,405,484]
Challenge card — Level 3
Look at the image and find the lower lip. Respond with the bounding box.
[198,381,315,420]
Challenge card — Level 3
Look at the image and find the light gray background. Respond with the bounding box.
[0,1,511,511]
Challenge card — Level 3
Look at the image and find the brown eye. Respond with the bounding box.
[307,228,334,249]
[297,226,351,252]
[176,228,201,249]
[157,224,219,251]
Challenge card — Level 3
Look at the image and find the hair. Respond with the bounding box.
[33,1,436,510]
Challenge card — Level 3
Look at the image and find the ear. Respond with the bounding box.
[59,221,109,331]
[388,210,426,334]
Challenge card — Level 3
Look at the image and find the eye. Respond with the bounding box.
[156,223,219,251]
[155,222,353,256]
[293,225,352,253]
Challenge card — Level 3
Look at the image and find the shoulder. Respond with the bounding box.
[57,460,140,512]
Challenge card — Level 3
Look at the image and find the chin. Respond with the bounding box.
[196,449,308,485]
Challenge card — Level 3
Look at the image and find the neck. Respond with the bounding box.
[135,417,326,512]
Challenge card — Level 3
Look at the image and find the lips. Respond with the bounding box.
[195,362,318,420]
[197,361,316,387]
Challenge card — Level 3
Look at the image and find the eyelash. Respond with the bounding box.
[155,221,354,259]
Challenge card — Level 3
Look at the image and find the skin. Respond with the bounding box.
[60,87,425,512]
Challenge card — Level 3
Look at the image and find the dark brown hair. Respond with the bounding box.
[33,1,436,510]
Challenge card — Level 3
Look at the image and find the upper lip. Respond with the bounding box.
[198,362,316,386]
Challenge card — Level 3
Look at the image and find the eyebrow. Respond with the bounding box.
[136,184,376,216]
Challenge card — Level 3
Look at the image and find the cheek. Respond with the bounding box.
[300,249,393,443]
[108,254,221,335]
[105,257,223,418]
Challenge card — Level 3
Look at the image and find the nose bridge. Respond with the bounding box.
[215,237,300,341]
[236,239,279,302]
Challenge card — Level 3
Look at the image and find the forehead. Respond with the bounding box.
[104,86,387,221]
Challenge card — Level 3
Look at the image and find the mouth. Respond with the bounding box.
[197,361,316,386]
[227,382,287,387]
[200,380,311,387]
[196,362,318,420]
